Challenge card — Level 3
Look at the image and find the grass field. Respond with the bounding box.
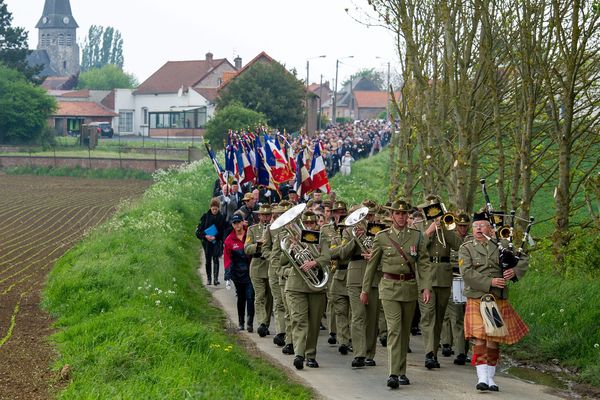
[3,165,152,180]
[42,159,313,399]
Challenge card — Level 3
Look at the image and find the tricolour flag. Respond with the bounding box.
[264,134,295,184]
[294,148,313,199]
[309,141,330,194]
[205,143,225,186]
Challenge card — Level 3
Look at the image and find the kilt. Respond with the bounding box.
[464,297,528,344]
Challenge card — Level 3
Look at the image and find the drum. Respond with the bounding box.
[452,277,466,304]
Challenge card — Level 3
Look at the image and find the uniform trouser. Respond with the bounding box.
[280,276,293,343]
[233,280,255,326]
[348,286,379,359]
[331,292,351,346]
[287,290,327,359]
[250,274,272,327]
[382,299,416,376]
[378,301,387,338]
[326,291,337,334]
[204,243,220,281]
[419,286,451,356]
[440,301,466,355]
[268,269,286,335]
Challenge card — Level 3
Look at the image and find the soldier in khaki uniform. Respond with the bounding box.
[322,201,352,356]
[244,204,274,337]
[361,198,432,389]
[262,201,292,349]
[339,200,381,368]
[418,195,463,369]
[459,212,529,391]
[440,211,471,364]
[282,211,330,370]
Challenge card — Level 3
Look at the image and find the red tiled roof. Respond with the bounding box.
[134,58,230,95]
[41,76,70,90]
[193,87,218,102]
[353,91,401,108]
[55,101,117,117]
[218,51,275,91]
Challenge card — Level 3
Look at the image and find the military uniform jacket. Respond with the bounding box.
[424,222,463,287]
[321,224,351,295]
[337,234,381,288]
[261,224,283,278]
[362,226,432,302]
[458,239,528,300]
[244,223,269,279]
[282,234,331,294]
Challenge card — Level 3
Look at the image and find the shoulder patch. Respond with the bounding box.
[458,258,464,267]
[245,235,252,244]
[374,227,391,237]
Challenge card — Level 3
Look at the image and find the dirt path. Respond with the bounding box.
[0,175,149,400]
[201,259,570,400]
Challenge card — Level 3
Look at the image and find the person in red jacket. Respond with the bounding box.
[224,213,255,332]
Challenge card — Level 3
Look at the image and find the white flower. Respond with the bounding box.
[541,313,545,317]
[560,309,564,313]
[563,322,567,326]
[155,300,161,306]
[594,343,599,348]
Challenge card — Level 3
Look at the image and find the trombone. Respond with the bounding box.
[422,202,455,247]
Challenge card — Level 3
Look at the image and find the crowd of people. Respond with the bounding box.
[195,122,529,392]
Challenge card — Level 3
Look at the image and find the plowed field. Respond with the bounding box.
[0,174,150,400]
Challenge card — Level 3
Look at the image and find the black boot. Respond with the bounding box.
[257,324,269,337]
[273,333,285,347]
[282,343,294,355]
[425,352,436,369]
[441,344,453,357]
[338,344,350,355]
[327,332,337,344]
[293,355,305,370]
[387,375,399,389]
[454,353,467,365]
[351,357,366,368]
[379,335,387,347]
[207,276,212,285]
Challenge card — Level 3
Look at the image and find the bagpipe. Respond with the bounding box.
[479,179,535,281]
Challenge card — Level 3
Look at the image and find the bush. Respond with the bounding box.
[204,102,267,149]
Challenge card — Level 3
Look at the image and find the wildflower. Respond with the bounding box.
[223,369,228,373]
[563,322,567,326]
[155,300,161,306]
[594,343,599,348]
[530,312,535,316]
[138,287,142,290]
[559,309,564,313]
[541,313,545,317]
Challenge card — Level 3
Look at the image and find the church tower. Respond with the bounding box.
[35,0,80,76]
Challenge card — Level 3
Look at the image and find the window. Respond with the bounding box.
[142,108,148,125]
[118,111,134,133]
[148,107,207,129]
[66,34,72,46]
[58,34,65,45]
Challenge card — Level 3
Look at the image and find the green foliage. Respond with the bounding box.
[4,165,152,180]
[81,25,124,70]
[336,117,354,124]
[77,64,137,90]
[0,1,42,82]
[0,65,56,144]
[217,62,305,131]
[204,102,267,149]
[42,160,312,399]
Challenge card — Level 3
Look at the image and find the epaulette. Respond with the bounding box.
[459,239,475,249]
[374,227,391,237]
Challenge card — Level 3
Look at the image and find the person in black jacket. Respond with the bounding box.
[223,213,255,331]
[196,197,227,285]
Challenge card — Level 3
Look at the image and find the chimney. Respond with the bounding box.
[234,55,242,71]
[206,52,213,65]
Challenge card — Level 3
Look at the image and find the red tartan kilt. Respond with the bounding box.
[464,297,529,344]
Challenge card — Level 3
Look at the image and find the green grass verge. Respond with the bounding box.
[3,165,152,180]
[1,150,188,160]
[54,136,202,149]
[332,150,600,386]
[43,159,312,399]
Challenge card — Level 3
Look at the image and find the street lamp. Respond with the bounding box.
[332,56,354,125]
[305,55,326,135]
[376,56,391,121]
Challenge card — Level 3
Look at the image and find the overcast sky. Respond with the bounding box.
[6,0,397,87]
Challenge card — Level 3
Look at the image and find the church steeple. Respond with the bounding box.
[36,0,79,76]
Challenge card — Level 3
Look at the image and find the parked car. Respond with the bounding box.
[88,122,114,138]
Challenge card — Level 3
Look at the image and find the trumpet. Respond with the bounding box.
[442,212,457,231]
[270,203,329,291]
[343,206,372,253]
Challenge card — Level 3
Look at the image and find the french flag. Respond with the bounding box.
[264,135,295,184]
[294,148,313,199]
[237,144,255,184]
[309,142,330,194]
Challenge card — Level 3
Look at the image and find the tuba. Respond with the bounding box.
[343,206,373,253]
[270,203,329,291]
